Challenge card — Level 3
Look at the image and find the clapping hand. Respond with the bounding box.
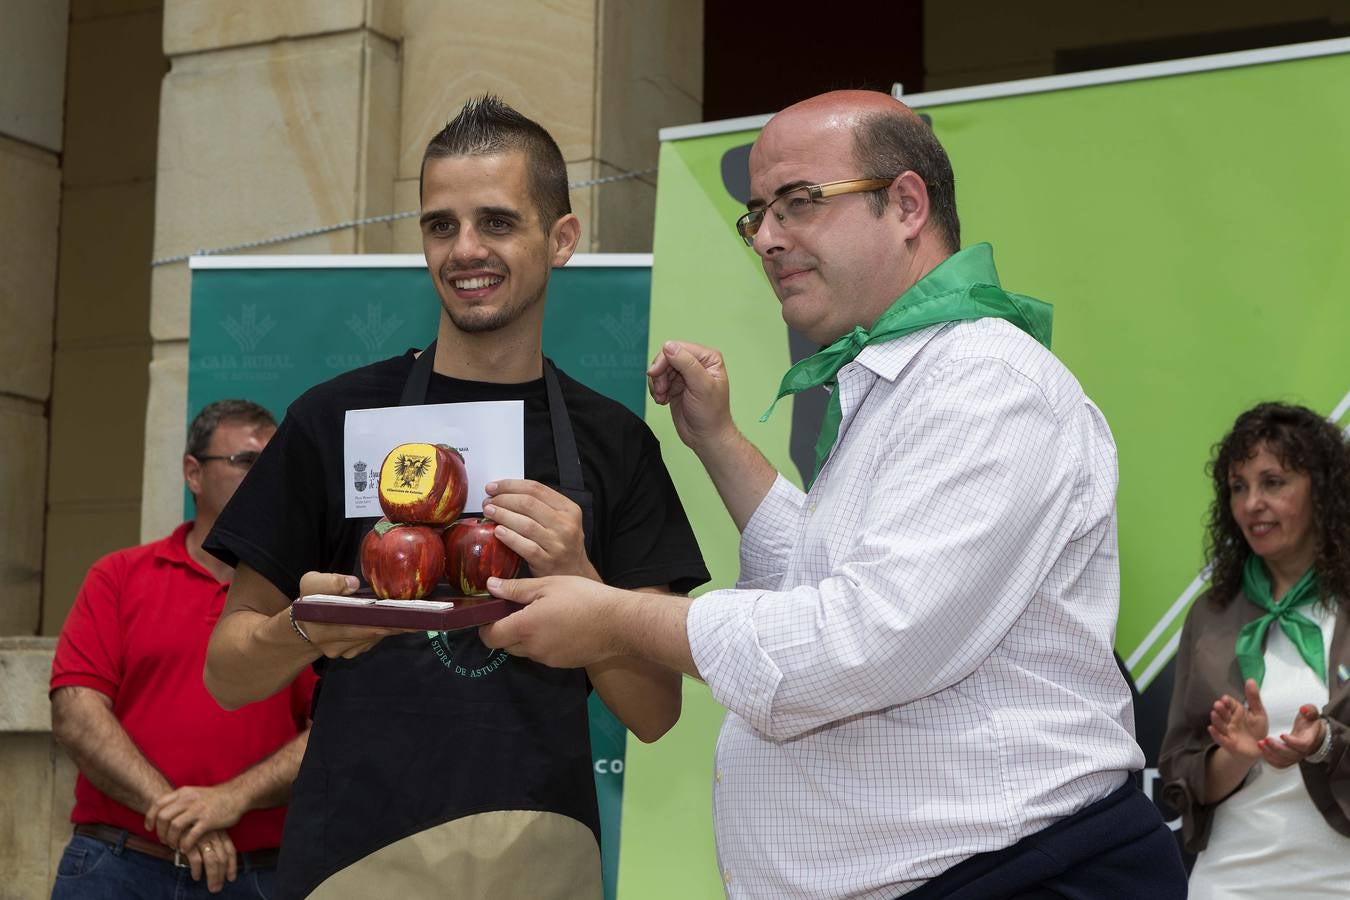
[1208,678,1269,762]
[1259,703,1327,769]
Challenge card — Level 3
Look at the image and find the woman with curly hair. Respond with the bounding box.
[1160,401,1350,897]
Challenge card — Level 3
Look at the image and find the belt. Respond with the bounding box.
[74,824,280,870]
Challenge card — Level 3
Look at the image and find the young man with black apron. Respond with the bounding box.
[201,97,708,899]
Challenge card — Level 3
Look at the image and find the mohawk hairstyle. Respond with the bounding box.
[420,95,571,227]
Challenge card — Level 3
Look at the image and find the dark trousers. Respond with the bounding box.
[51,831,276,900]
[906,781,1187,899]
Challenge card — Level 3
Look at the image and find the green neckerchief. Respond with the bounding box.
[760,242,1053,487]
[1236,555,1326,687]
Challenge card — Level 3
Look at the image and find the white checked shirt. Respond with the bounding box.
[687,318,1144,899]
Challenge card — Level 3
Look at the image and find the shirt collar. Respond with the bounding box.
[853,327,946,382]
[154,521,221,582]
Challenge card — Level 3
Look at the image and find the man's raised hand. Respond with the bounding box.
[647,340,734,452]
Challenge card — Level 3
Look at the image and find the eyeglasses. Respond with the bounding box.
[735,178,893,246]
[194,451,261,470]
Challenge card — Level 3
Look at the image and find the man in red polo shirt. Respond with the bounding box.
[50,399,314,898]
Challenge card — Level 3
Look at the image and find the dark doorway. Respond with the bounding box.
[703,2,926,122]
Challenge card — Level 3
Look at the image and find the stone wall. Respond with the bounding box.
[142,5,403,542]
[0,639,76,900]
[0,0,66,638]
[43,0,165,636]
[1,1,161,894]
[0,3,70,893]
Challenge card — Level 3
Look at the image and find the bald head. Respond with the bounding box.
[756,90,961,254]
[770,89,922,131]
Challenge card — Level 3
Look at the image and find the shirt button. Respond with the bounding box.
[723,869,733,886]
[715,769,722,783]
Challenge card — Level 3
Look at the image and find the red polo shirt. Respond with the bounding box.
[51,522,316,852]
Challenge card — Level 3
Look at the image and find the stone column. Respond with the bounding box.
[0,637,76,897]
[0,0,66,637]
[390,0,606,250]
[389,0,702,252]
[142,1,402,540]
[42,0,166,635]
[594,0,702,251]
[0,1,70,893]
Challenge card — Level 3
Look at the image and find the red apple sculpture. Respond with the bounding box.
[377,442,468,526]
[443,517,522,596]
[361,518,446,600]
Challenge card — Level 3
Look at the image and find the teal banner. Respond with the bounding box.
[187,255,653,900]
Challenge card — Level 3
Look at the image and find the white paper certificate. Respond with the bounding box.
[343,401,524,518]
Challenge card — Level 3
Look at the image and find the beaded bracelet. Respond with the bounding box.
[1306,719,1334,765]
[288,604,313,644]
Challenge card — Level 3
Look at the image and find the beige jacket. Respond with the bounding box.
[1158,587,1350,852]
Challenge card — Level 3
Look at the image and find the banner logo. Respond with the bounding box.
[352,460,369,492]
[222,305,277,353]
[347,304,405,353]
[598,303,646,353]
[198,305,291,381]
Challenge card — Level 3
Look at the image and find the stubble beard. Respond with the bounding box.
[440,283,545,335]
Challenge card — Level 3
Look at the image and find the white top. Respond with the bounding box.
[687,318,1145,898]
[1188,604,1345,899]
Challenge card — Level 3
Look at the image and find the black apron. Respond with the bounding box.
[394,341,596,560]
[276,345,603,900]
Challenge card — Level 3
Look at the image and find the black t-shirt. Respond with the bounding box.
[206,350,708,598]
[204,351,708,896]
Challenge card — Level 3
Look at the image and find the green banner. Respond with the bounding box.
[187,256,653,900]
[624,46,1350,898]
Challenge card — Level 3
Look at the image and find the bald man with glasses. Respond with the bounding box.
[50,399,312,899]
[480,90,1189,898]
